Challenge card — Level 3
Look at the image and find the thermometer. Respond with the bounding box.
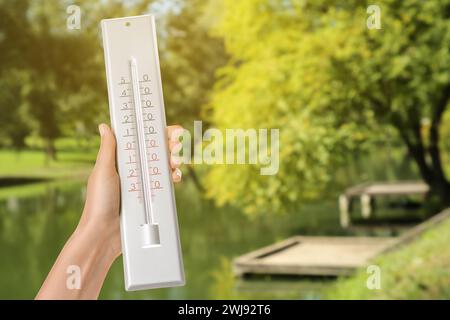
[101,15,185,290]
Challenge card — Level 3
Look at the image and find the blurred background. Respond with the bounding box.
[1,0,450,299]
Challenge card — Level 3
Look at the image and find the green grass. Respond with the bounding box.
[0,149,96,180]
[328,219,450,299]
[0,148,96,200]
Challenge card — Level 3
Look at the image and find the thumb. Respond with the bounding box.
[95,123,117,171]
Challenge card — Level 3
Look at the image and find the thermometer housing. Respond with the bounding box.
[101,15,185,291]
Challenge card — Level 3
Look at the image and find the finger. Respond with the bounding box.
[170,154,182,169]
[169,140,182,153]
[95,123,117,171]
[172,168,182,183]
[167,126,183,169]
[167,125,184,142]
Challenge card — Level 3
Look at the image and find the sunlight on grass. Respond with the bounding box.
[0,149,96,179]
[328,219,450,299]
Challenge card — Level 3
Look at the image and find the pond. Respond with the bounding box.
[0,179,344,299]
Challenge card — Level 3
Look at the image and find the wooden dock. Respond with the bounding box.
[339,181,429,227]
[234,236,396,277]
[234,208,450,278]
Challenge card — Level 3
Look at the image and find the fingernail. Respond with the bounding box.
[175,168,182,179]
[99,124,106,137]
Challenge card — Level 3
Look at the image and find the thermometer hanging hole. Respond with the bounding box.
[125,22,131,27]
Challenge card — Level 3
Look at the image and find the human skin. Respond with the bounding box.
[35,123,183,300]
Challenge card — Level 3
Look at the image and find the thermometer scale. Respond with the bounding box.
[101,15,184,290]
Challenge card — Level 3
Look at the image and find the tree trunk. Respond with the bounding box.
[45,138,57,162]
[427,85,450,209]
[399,128,433,184]
[397,107,450,212]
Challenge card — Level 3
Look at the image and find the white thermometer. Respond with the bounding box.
[101,15,184,291]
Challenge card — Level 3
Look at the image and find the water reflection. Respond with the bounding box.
[0,181,84,299]
[0,181,338,299]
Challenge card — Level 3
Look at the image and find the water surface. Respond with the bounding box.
[0,180,341,299]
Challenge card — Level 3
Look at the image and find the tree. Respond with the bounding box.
[0,71,31,149]
[161,0,228,127]
[0,0,106,159]
[160,0,228,190]
[205,0,450,214]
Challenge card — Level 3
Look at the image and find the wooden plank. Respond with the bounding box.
[234,236,396,277]
[343,181,428,198]
[364,181,429,196]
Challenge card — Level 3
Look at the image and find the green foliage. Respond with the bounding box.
[205,0,450,214]
[161,0,228,129]
[2,0,449,213]
[0,0,227,163]
[0,0,106,157]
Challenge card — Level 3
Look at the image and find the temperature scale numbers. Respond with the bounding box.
[117,74,163,202]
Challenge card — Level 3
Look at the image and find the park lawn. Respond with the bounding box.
[0,149,96,180]
[328,218,450,299]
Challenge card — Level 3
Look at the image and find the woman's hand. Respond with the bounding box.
[36,123,183,300]
[78,123,184,259]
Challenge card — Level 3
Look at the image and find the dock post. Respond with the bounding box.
[339,195,350,228]
[361,194,372,219]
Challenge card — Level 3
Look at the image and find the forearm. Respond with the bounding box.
[35,223,118,300]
